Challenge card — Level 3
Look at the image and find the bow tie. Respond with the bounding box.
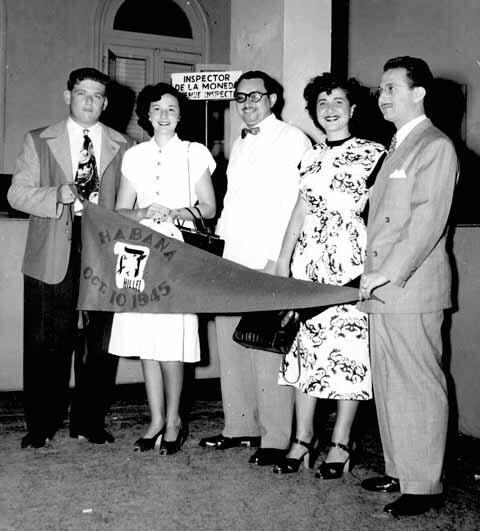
[241,126,260,139]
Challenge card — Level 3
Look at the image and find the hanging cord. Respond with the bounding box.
[280,312,302,385]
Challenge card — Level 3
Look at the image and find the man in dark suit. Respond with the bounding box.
[359,56,458,517]
[8,67,133,448]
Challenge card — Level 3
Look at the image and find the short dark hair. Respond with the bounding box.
[303,73,360,131]
[233,70,285,117]
[135,82,188,136]
[383,56,434,92]
[234,70,281,98]
[67,68,111,92]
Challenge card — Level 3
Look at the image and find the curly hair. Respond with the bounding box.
[303,73,361,131]
[135,82,188,136]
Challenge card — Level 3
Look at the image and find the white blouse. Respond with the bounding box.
[121,134,216,211]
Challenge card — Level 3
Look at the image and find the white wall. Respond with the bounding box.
[349,0,480,154]
[229,0,331,144]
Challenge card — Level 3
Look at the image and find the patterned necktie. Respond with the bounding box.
[75,129,99,203]
[241,126,260,139]
[387,133,397,156]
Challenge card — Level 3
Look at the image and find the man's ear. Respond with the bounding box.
[103,97,108,111]
[64,90,71,105]
[350,103,357,118]
[413,86,426,104]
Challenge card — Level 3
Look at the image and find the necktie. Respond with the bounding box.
[241,126,260,139]
[75,129,99,203]
[387,134,397,156]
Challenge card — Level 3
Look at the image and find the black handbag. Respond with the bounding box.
[175,142,225,256]
[232,310,300,355]
[177,206,225,256]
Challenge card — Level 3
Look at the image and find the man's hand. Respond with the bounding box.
[359,271,389,300]
[280,310,299,327]
[57,184,76,204]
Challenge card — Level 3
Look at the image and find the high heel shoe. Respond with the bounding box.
[272,438,315,474]
[315,441,354,479]
[133,427,164,452]
[159,425,188,455]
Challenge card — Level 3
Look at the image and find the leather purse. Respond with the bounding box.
[175,142,225,256]
[232,310,300,355]
[177,206,225,256]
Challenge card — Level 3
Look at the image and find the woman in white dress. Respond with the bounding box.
[273,74,385,476]
[109,83,216,454]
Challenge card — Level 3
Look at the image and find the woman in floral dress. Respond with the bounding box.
[273,74,385,477]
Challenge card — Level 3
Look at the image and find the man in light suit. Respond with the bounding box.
[359,56,458,517]
[8,67,133,448]
[199,71,311,465]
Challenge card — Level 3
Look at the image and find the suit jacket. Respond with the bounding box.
[8,120,134,284]
[360,118,458,314]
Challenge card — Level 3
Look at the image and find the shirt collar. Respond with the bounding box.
[67,117,101,135]
[242,113,276,135]
[149,133,181,153]
[396,114,427,147]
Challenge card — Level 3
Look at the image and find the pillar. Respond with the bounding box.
[230,0,332,142]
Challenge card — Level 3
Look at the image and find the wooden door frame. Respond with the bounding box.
[93,0,210,70]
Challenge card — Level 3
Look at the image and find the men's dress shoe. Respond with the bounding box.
[70,429,115,444]
[384,494,444,517]
[361,475,400,493]
[199,433,261,450]
[249,448,286,466]
[88,430,115,444]
[21,433,49,449]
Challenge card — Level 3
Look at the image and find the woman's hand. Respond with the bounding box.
[143,203,172,223]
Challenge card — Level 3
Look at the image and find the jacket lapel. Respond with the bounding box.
[99,125,123,176]
[370,118,433,209]
[41,121,73,182]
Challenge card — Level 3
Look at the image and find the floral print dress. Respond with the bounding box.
[279,137,385,399]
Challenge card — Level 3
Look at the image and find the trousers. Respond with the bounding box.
[369,312,448,494]
[216,315,293,449]
[23,217,118,438]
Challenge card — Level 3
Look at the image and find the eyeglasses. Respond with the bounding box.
[233,91,269,103]
[375,83,412,98]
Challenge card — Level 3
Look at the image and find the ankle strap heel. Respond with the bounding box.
[273,437,316,474]
[315,440,355,480]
